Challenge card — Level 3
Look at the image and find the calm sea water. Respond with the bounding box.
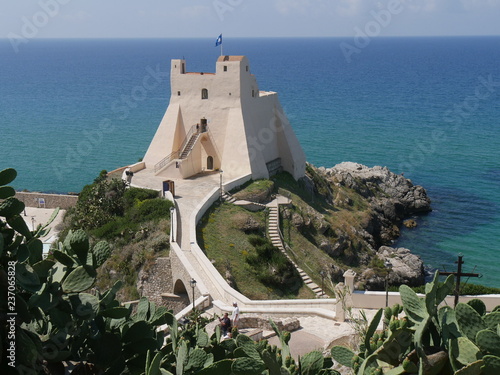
[1,37,499,286]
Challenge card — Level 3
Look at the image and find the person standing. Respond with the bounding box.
[231,302,240,328]
[219,313,232,337]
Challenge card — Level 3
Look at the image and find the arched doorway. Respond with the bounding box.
[173,279,188,295]
[207,156,214,170]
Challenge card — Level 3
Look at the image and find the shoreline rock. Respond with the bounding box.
[308,162,431,289]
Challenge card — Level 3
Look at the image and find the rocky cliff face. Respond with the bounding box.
[300,162,431,289]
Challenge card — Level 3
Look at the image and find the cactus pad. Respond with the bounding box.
[61,265,96,293]
[399,285,427,323]
[476,329,500,357]
[456,302,486,342]
[93,240,111,267]
[484,312,500,331]
[467,299,487,316]
[331,346,355,368]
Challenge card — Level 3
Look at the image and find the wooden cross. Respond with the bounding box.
[439,254,480,307]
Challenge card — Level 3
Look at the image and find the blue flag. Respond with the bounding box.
[215,34,222,47]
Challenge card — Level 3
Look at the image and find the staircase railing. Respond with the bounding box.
[153,124,200,173]
[154,150,180,173]
[178,124,199,159]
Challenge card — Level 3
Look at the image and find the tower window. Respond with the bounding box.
[252,89,255,98]
[177,91,181,96]
[246,66,249,72]
[223,65,228,72]
[201,88,208,100]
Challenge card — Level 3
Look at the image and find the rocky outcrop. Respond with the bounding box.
[305,162,431,289]
[323,162,431,247]
[359,246,425,290]
[327,162,431,216]
[379,246,425,286]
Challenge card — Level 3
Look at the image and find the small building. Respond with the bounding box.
[143,56,306,181]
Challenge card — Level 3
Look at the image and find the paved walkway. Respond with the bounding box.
[131,168,223,300]
[22,206,66,254]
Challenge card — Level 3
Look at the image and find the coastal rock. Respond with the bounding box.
[378,246,425,287]
[328,162,431,214]
[326,162,431,246]
[403,219,417,228]
[307,162,430,289]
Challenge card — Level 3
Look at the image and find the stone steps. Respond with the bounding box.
[267,201,327,298]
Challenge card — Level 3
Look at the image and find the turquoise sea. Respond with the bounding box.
[1,37,499,287]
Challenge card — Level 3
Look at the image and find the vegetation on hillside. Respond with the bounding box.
[197,202,314,299]
[197,168,390,299]
[4,167,500,374]
[61,171,173,301]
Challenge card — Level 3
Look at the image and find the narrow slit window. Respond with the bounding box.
[201,88,208,100]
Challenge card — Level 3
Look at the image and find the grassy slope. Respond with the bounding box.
[272,171,375,288]
[197,202,315,300]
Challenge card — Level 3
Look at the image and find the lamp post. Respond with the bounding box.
[319,270,326,297]
[385,260,392,308]
[190,278,197,311]
[219,170,223,202]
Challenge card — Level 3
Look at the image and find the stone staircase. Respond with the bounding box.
[222,192,236,203]
[180,133,200,159]
[267,204,326,298]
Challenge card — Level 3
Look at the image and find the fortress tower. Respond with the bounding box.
[143,56,305,181]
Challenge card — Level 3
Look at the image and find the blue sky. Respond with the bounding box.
[2,0,500,39]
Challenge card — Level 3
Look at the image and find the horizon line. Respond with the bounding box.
[2,34,500,41]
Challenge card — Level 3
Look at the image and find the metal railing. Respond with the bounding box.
[153,124,201,173]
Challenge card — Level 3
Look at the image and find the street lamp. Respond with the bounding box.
[190,278,197,310]
[385,260,392,307]
[319,270,326,297]
[219,170,224,202]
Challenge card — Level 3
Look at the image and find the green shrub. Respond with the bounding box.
[124,187,160,209]
[91,216,137,240]
[128,198,173,222]
[245,235,302,292]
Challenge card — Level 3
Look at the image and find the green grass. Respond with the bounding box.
[197,202,315,299]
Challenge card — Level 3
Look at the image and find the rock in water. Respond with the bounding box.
[327,162,431,215]
[378,246,425,286]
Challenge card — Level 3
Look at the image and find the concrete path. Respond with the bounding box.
[131,168,223,300]
[22,206,66,255]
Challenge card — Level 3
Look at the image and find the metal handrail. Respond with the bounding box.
[178,124,199,158]
[153,124,200,173]
[154,150,180,173]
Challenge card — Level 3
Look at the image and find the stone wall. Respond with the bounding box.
[16,192,78,209]
[137,257,173,305]
[136,256,192,314]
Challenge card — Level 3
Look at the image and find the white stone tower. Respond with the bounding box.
[143,56,305,181]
